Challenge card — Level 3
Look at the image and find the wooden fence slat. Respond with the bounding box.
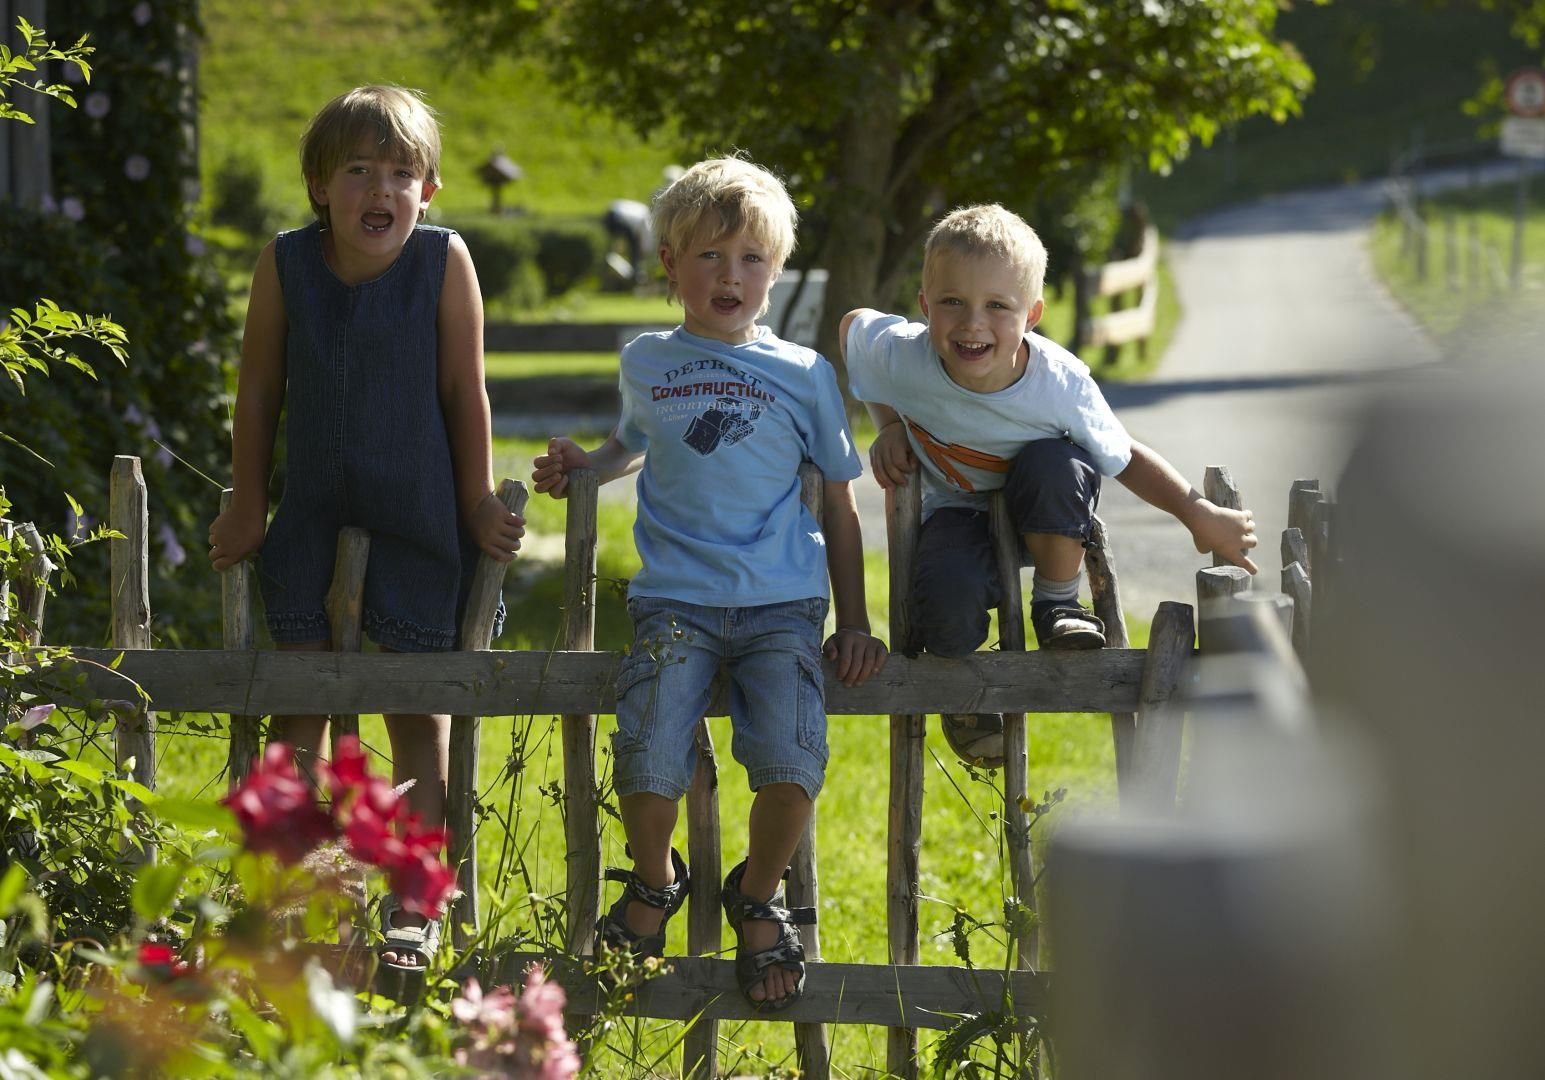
[110,457,156,794]
[1130,602,1197,810]
[559,470,600,956]
[1203,466,1243,569]
[14,522,52,648]
[492,953,1049,1031]
[989,492,1037,975]
[219,490,261,789]
[1281,562,1312,662]
[683,721,721,1080]
[324,528,369,749]
[1280,527,1309,574]
[1287,480,1323,563]
[885,476,925,1078]
[1086,514,1135,792]
[792,461,830,1080]
[51,648,1152,717]
[448,479,529,947]
[1195,565,1252,654]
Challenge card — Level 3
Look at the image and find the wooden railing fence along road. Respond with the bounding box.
[4,454,1334,1080]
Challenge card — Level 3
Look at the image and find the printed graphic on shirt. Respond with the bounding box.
[644,355,776,457]
[905,416,1013,492]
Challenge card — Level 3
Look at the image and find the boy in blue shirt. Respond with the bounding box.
[842,204,1257,767]
[532,158,887,1012]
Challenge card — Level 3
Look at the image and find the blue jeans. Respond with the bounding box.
[612,595,831,800]
[910,437,1101,657]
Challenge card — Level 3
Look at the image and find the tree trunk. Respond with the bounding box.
[812,57,906,408]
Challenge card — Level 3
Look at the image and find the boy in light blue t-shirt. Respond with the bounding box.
[532,158,887,1013]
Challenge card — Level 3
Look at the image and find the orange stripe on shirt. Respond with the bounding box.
[904,417,1011,493]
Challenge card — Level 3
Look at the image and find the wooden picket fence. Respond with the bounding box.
[6,454,1338,1079]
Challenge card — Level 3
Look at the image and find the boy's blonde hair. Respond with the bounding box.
[652,157,798,310]
[924,204,1048,305]
[300,86,441,225]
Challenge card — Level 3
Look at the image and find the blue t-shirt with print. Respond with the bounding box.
[616,326,861,606]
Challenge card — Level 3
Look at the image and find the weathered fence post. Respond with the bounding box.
[1203,466,1243,569]
[324,528,370,750]
[220,489,261,789]
[110,456,155,793]
[560,469,601,955]
[1196,566,1251,655]
[1085,515,1135,791]
[447,479,528,948]
[886,475,925,1077]
[989,491,1038,974]
[14,522,52,648]
[1130,602,1196,810]
[682,719,722,1080]
[789,462,831,1078]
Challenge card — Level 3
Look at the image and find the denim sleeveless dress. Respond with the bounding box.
[259,221,492,652]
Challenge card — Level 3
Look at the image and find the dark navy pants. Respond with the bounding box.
[908,438,1101,658]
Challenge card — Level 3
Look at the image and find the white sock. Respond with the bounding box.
[1031,572,1080,607]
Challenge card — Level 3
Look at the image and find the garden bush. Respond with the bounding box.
[443,213,607,315]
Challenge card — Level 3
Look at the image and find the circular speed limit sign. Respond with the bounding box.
[1505,68,1545,117]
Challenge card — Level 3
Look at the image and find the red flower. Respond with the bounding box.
[380,815,456,918]
[137,941,192,979]
[222,743,336,864]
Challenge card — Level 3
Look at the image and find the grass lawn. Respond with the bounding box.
[1368,175,1545,340]
[135,433,1149,1074]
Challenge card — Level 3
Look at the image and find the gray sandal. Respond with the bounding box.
[721,859,815,1013]
[377,893,443,972]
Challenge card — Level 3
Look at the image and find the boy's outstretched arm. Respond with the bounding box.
[1115,441,1259,573]
[821,479,888,686]
[530,428,643,499]
[839,307,917,489]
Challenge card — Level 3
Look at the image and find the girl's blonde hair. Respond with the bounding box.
[652,157,798,309]
[300,86,441,225]
[924,204,1048,305]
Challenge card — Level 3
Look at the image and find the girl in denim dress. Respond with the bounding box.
[207,86,524,970]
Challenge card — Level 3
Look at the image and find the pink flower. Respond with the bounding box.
[125,155,151,182]
[452,967,578,1079]
[379,818,456,918]
[61,198,85,222]
[20,703,55,731]
[222,743,336,864]
[133,2,153,25]
[85,92,110,119]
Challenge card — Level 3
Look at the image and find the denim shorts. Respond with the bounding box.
[612,594,830,801]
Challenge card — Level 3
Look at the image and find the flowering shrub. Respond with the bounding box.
[452,969,581,1079]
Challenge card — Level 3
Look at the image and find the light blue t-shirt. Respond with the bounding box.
[616,326,862,606]
[847,311,1133,519]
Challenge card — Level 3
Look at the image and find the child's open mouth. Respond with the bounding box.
[953,341,992,361]
[362,210,394,233]
[711,295,741,315]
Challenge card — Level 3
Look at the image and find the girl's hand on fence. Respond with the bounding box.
[824,628,888,687]
[469,492,526,562]
[1190,502,1260,574]
[208,502,267,571]
[531,437,591,499]
[868,421,916,490]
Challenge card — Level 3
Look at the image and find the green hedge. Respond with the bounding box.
[442,212,607,316]
[0,1,237,648]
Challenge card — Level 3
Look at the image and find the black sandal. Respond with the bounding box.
[720,858,815,1013]
[595,847,690,961]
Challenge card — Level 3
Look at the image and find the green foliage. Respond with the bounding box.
[0,15,91,124]
[446,213,608,315]
[436,0,1314,369]
[0,1,238,649]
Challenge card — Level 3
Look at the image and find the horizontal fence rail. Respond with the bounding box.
[494,952,1049,1030]
[47,647,1152,718]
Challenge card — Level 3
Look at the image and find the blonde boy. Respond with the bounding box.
[842,204,1257,767]
[532,158,886,1011]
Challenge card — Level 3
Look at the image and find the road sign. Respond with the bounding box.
[1501,117,1545,159]
[1504,68,1545,118]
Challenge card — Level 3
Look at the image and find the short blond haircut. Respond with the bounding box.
[924,204,1048,305]
[652,157,798,309]
[300,86,441,225]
